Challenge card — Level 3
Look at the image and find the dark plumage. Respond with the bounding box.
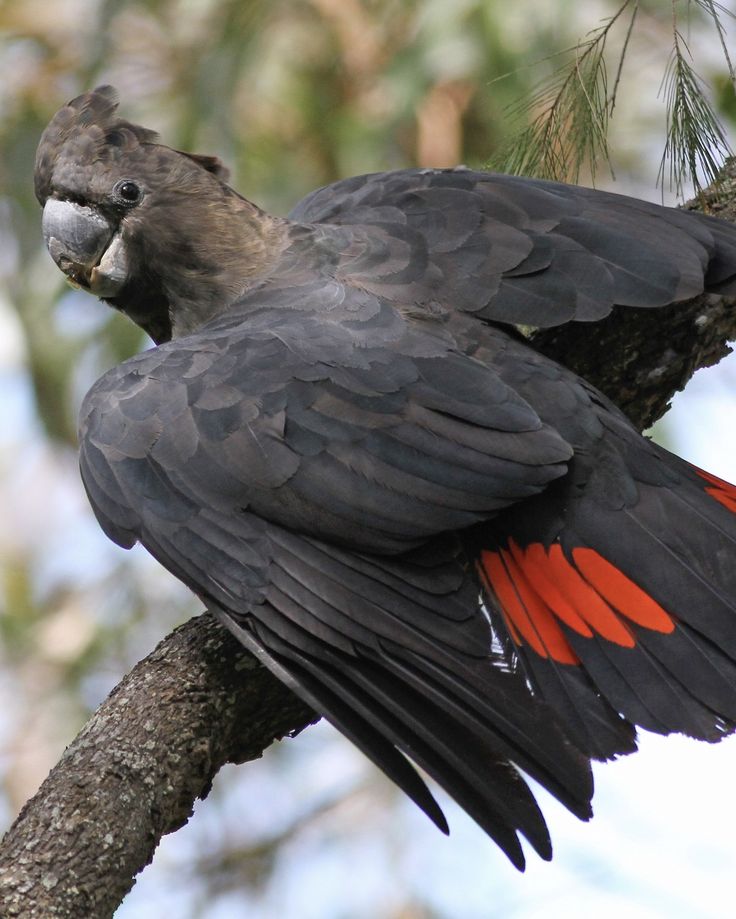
[35,86,736,868]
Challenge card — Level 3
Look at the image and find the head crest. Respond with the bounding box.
[34,86,230,202]
[34,86,160,203]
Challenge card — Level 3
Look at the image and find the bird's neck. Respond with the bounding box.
[165,197,291,340]
[110,195,293,343]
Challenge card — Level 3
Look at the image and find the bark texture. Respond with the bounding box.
[0,168,734,917]
[0,617,316,918]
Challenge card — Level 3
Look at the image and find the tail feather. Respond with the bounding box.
[376,642,593,821]
[206,519,596,870]
[238,614,557,868]
[693,467,736,513]
[635,626,736,729]
[218,611,451,835]
[511,649,637,760]
[476,455,736,758]
[566,628,733,738]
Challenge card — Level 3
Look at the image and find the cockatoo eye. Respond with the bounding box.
[112,179,143,206]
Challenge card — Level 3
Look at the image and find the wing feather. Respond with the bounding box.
[290,167,736,327]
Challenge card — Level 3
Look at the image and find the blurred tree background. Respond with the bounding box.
[1,2,735,917]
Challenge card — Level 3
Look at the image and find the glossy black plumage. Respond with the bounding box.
[35,87,736,868]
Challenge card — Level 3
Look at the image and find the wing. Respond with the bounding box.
[80,301,572,554]
[290,168,736,328]
[79,303,592,868]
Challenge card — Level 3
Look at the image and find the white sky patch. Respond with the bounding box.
[661,353,736,482]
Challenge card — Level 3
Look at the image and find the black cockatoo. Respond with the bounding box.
[34,86,736,869]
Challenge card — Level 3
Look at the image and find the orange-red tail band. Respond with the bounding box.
[694,467,736,513]
[479,541,675,665]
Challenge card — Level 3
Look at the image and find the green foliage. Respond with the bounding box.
[493,0,734,192]
[659,16,733,196]
[492,0,637,181]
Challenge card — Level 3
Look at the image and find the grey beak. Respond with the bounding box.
[42,198,127,296]
[42,198,114,277]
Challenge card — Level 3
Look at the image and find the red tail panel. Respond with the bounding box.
[478,549,578,664]
[694,467,736,513]
[571,548,674,632]
[540,545,636,647]
[508,541,592,637]
[479,542,676,665]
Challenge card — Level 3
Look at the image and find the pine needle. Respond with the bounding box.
[693,0,736,93]
[657,8,733,196]
[493,0,734,196]
[491,0,638,183]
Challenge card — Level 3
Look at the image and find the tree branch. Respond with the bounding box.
[0,616,316,918]
[1,168,735,918]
